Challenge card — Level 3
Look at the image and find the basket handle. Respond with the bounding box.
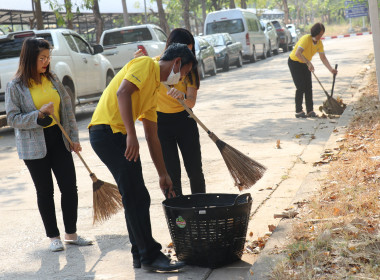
[234,193,252,205]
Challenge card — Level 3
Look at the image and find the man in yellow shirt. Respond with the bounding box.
[88,44,197,272]
[288,23,337,118]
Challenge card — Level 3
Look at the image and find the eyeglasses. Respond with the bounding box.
[38,56,51,63]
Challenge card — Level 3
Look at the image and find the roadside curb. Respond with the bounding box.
[245,61,373,280]
[322,31,372,40]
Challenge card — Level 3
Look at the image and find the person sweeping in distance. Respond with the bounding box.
[288,22,338,118]
[135,28,206,196]
[88,43,197,272]
[5,38,92,252]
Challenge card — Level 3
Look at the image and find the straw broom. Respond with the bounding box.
[162,84,266,190]
[312,68,345,115]
[51,114,123,224]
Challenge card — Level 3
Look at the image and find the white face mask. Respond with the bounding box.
[164,61,181,85]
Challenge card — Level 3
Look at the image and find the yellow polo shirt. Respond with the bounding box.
[29,75,61,127]
[89,56,160,134]
[157,72,197,113]
[289,34,324,63]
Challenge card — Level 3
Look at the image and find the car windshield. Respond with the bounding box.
[204,35,224,47]
[0,33,53,60]
[103,28,153,46]
[206,19,244,35]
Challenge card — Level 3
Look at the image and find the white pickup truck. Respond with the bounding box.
[0,29,115,127]
[100,24,167,73]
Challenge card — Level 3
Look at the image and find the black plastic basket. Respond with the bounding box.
[162,193,252,268]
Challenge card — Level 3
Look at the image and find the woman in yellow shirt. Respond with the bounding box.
[288,23,338,118]
[136,28,206,196]
[5,38,92,252]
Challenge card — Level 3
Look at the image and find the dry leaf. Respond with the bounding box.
[268,224,276,232]
[249,231,253,237]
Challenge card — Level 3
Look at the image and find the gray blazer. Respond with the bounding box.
[5,72,79,160]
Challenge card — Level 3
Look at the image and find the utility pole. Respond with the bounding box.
[368,0,380,99]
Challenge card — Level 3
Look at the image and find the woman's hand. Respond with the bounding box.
[134,49,145,58]
[167,87,185,100]
[159,174,175,198]
[125,134,139,162]
[331,68,338,75]
[71,142,82,153]
[306,61,314,72]
[40,102,54,116]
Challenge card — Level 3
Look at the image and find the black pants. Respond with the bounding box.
[24,125,78,238]
[157,110,206,196]
[288,57,314,113]
[89,125,161,264]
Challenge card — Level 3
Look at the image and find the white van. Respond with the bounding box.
[204,8,267,62]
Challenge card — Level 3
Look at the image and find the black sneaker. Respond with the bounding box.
[295,111,307,118]
[307,111,318,118]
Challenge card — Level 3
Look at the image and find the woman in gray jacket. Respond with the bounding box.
[5,38,92,252]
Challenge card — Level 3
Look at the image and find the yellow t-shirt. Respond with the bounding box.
[289,34,324,63]
[89,56,160,134]
[29,75,61,127]
[157,72,197,113]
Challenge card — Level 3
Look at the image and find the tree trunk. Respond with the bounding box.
[92,0,103,43]
[282,0,289,24]
[183,0,191,31]
[121,0,130,26]
[33,0,44,30]
[201,0,206,24]
[241,0,247,9]
[230,0,235,9]
[64,0,73,30]
[156,0,170,35]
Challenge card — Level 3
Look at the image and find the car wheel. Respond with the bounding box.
[261,44,267,59]
[209,60,217,76]
[106,72,114,87]
[223,55,229,72]
[249,46,257,63]
[64,85,76,113]
[236,53,243,68]
[273,40,279,55]
[267,42,272,57]
[283,39,289,52]
[199,62,205,80]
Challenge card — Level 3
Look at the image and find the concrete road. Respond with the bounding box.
[0,34,373,279]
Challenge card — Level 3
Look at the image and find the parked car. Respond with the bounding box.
[0,29,115,127]
[202,33,243,71]
[204,8,267,62]
[286,24,300,44]
[194,36,217,79]
[260,20,279,56]
[100,24,167,73]
[270,20,293,52]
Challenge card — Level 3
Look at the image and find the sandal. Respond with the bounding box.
[295,111,307,118]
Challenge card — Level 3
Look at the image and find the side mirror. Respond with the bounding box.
[200,45,208,51]
[226,41,232,46]
[93,44,104,54]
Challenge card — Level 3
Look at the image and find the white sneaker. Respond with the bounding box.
[50,239,64,252]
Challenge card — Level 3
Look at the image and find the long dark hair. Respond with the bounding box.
[15,38,52,87]
[311,23,325,37]
[165,28,200,89]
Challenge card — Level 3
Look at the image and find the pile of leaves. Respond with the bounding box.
[270,70,380,279]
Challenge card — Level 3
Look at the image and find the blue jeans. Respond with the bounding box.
[89,125,161,264]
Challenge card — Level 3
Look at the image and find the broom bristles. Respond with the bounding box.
[215,139,267,191]
[92,179,123,224]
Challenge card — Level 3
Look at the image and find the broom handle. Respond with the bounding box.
[311,71,330,99]
[162,83,216,139]
[331,64,338,97]
[51,114,94,175]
